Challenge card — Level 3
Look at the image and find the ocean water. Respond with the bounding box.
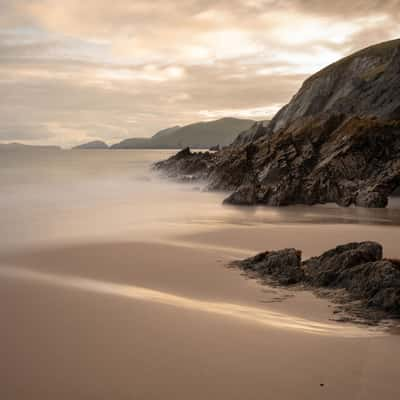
[0,148,399,252]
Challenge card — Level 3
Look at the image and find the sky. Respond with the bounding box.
[0,0,399,147]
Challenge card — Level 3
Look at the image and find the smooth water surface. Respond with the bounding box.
[0,148,399,252]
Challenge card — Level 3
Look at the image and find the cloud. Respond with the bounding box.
[0,0,399,146]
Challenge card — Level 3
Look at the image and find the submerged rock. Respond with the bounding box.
[233,242,400,320]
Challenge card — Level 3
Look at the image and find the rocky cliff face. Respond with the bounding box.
[155,39,400,208]
[224,115,400,207]
[269,39,400,134]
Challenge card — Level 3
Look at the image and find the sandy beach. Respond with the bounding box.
[1,150,400,399]
[1,231,400,400]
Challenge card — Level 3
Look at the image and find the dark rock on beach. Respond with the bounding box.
[154,147,215,182]
[232,242,400,321]
[237,248,303,285]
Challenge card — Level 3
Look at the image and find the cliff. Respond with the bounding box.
[269,39,400,134]
[155,39,400,208]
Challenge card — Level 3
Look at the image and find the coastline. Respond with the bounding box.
[1,149,400,399]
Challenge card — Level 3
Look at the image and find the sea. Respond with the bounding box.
[0,148,399,253]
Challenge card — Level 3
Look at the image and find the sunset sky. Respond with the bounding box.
[1,0,399,147]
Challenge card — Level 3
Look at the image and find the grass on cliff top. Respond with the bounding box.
[306,38,400,84]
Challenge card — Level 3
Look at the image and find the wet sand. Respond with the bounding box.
[1,237,400,400]
[1,151,400,399]
[178,222,400,259]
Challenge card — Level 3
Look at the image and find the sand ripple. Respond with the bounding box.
[0,265,383,338]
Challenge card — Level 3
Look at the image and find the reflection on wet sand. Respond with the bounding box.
[190,199,400,228]
[0,265,382,338]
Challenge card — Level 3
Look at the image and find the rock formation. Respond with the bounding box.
[233,242,400,321]
[268,39,400,134]
[155,39,400,208]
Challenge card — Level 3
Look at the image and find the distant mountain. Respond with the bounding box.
[73,140,109,150]
[151,126,181,140]
[0,142,61,151]
[111,118,255,149]
[110,138,154,149]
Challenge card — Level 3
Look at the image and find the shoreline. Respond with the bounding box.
[1,229,400,398]
[0,237,396,332]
